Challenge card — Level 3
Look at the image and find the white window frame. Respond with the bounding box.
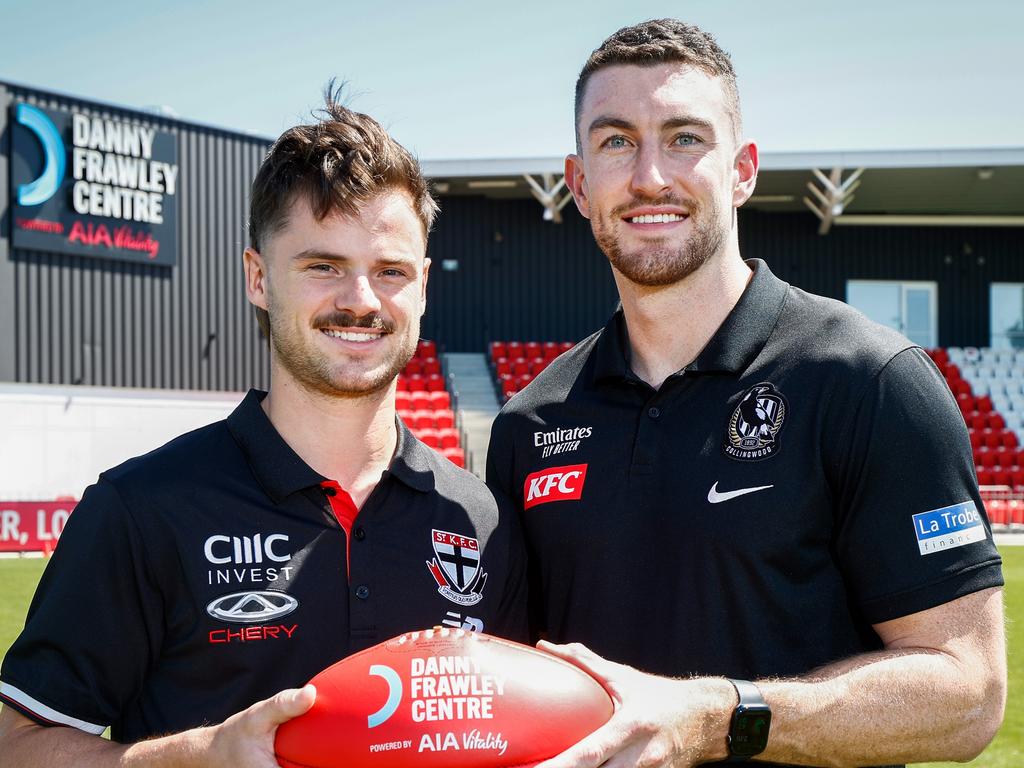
[990,283,1024,349]
[846,280,938,348]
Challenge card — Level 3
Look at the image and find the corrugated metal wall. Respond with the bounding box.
[741,212,1024,349]
[0,82,271,391]
[2,81,1022,388]
[424,200,1024,351]
[421,196,619,350]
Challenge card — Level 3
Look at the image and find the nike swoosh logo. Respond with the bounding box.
[707,482,774,504]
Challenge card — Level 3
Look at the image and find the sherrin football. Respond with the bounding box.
[274,628,613,768]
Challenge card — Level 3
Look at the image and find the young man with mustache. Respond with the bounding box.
[0,90,527,767]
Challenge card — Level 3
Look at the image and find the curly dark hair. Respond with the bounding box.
[574,19,741,148]
[248,81,438,337]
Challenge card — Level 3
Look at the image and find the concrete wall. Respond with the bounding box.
[0,383,242,499]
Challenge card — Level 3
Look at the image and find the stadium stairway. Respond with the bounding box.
[444,353,501,478]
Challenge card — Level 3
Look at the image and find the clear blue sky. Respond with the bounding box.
[2,0,1020,160]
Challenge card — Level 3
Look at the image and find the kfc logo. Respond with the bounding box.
[523,464,588,509]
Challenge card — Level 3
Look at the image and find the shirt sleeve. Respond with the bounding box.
[0,476,163,732]
[830,347,1004,625]
[486,410,548,641]
[485,411,516,501]
[484,487,530,644]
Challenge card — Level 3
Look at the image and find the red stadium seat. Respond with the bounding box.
[443,447,465,468]
[1011,468,1024,489]
[397,409,415,424]
[507,342,524,358]
[993,468,1012,486]
[1011,501,1024,526]
[997,448,1017,468]
[968,430,982,450]
[429,390,451,410]
[531,358,550,376]
[512,358,531,377]
[501,378,518,398]
[411,392,432,411]
[968,412,987,431]
[411,411,435,430]
[977,467,995,485]
[524,342,542,359]
[404,359,422,376]
[1004,431,1020,449]
[988,413,1006,430]
[977,395,993,413]
[395,392,412,411]
[490,341,507,361]
[438,428,460,449]
[979,450,998,468]
[421,357,442,376]
[558,341,574,353]
[417,340,438,359]
[434,409,455,429]
[495,358,512,377]
[397,376,409,392]
[417,428,440,448]
[405,374,425,391]
[955,380,972,397]
[986,499,1007,526]
[425,374,446,392]
[984,431,1003,450]
[517,374,534,389]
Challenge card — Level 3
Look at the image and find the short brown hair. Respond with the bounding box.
[575,19,741,147]
[248,81,439,338]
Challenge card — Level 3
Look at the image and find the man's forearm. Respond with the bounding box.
[747,589,1007,767]
[0,708,213,768]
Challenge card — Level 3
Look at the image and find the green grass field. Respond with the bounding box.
[1,549,1021,765]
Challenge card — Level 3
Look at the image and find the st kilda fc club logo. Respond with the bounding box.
[723,382,788,461]
[426,529,487,606]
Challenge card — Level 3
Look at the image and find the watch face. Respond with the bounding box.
[730,708,771,756]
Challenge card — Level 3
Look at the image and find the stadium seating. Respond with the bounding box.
[928,346,1024,530]
[396,340,466,468]
[489,340,575,402]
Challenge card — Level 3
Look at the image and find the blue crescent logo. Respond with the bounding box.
[16,103,66,207]
[367,664,402,728]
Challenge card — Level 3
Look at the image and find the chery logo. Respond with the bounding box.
[523,464,588,509]
[206,591,298,624]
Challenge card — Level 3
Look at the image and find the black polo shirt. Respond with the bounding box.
[487,258,1002,684]
[1,389,527,742]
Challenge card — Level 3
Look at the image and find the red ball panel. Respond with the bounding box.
[275,629,612,768]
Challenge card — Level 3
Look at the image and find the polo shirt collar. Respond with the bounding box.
[227,389,435,503]
[386,418,437,493]
[593,258,789,381]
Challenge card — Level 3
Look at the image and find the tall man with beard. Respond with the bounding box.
[487,20,1006,768]
[0,91,527,767]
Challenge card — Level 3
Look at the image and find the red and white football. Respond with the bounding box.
[275,628,613,768]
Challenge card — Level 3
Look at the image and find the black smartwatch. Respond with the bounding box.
[725,678,771,761]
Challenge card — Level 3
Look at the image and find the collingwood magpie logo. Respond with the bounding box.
[724,383,787,461]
